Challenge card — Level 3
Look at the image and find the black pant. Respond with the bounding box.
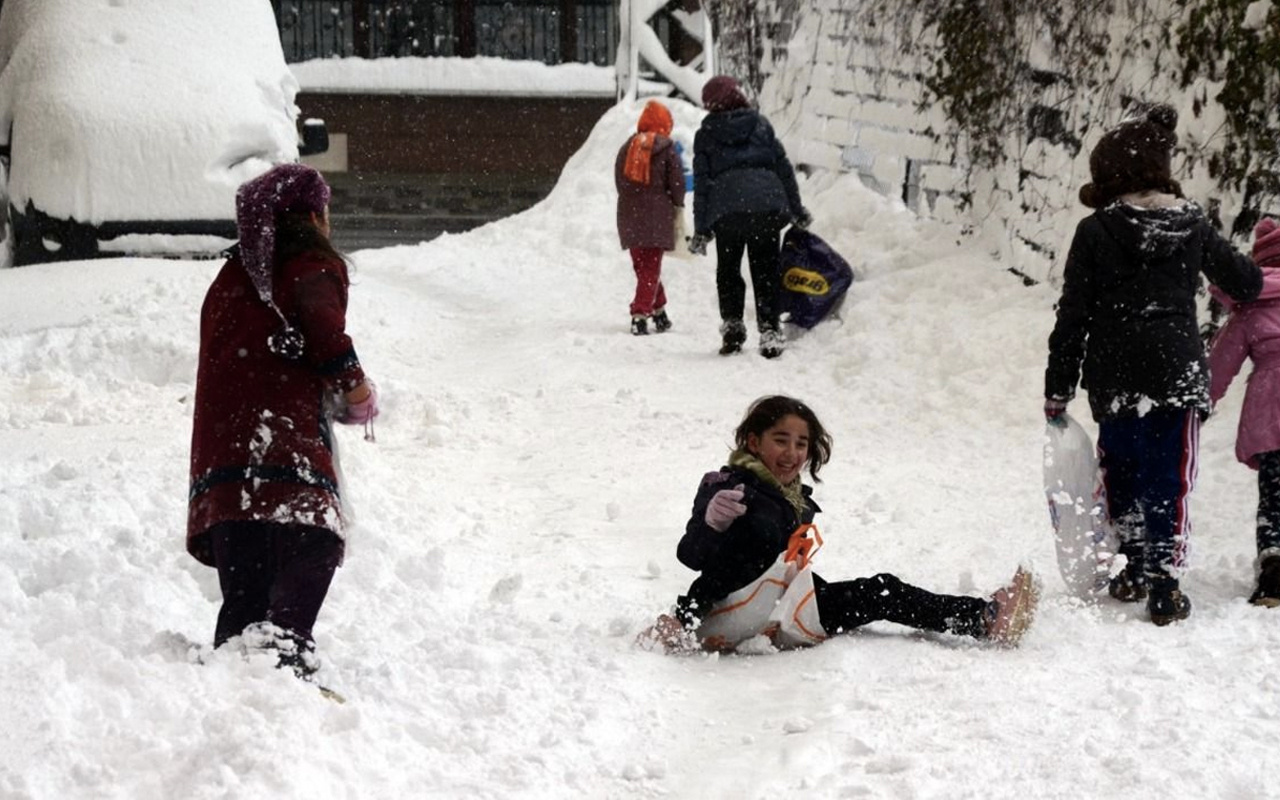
[813,573,989,638]
[210,520,344,649]
[1259,451,1280,556]
[713,211,787,331]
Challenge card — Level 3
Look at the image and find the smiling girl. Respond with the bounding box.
[641,395,1038,653]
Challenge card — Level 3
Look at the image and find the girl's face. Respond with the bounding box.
[746,414,811,484]
[311,205,332,240]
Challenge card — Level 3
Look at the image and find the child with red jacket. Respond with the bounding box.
[188,164,379,677]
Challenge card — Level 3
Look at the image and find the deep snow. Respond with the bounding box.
[2,98,1279,799]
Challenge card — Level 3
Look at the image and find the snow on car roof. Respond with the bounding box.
[0,0,299,225]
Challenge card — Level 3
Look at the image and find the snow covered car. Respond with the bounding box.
[0,0,327,266]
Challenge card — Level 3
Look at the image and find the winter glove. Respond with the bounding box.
[338,382,380,425]
[688,232,712,256]
[1044,398,1068,428]
[793,208,813,230]
[705,484,748,532]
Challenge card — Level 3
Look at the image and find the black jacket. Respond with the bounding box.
[675,465,819,626]
[692,109,803,235]
[1045,201,1262,421]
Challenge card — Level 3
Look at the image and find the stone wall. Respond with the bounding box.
[755,1,1267,285]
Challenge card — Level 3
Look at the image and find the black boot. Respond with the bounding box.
[719,319,746,355]
[652,308,672,333]
[1108,567,1148,603]
[1249,554,1280,607]
[630,315,649,336]
[1147,578,1191,626]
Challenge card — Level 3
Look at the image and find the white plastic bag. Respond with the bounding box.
[668,205,696,261]
[1043,414,1115,598]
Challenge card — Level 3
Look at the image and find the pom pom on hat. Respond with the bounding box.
[1254,217,1280,268]
[235,163,332,304]
[1078,103,1183,209]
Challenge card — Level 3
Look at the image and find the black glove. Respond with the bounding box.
[793,208,813,230]
[688,232,712,256]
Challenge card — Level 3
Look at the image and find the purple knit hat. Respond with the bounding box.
[701,75,750,112]
[235,163,331,304]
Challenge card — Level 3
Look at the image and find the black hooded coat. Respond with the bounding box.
[1045,200,1262,421]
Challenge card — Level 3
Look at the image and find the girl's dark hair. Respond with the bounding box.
[733,395,833,481]
[273,210,347,268]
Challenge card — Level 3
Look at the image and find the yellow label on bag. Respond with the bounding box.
[782,266,830,296]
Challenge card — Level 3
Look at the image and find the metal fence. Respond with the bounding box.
[273,0,618,65]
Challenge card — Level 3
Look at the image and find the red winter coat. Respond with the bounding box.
[187,248,366,566]
[615,134,685,250]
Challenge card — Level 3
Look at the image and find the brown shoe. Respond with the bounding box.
[986,567,1040,647]
[1108,570,1148,602]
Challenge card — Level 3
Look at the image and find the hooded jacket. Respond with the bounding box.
[1046,195,1262,421]
[1208,267,1280,467]
[614,133,685,250]
[674,465,819,626]
[692,109,803,235]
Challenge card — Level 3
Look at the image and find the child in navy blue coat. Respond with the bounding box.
[639,396,1038,653]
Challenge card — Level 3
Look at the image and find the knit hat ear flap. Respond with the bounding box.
[1253,217,1280,268]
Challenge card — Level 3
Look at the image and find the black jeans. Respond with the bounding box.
[713,211,788,331]
[1259,451,1280,556]
[813,573,989,638]
[210,520,344,649]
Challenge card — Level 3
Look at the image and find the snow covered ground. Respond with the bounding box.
[2,98,1278,799]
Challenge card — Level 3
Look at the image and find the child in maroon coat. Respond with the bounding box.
[615,100,686,335]
[188,164,379,678]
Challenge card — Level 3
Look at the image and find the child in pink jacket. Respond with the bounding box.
[1208,217,1280,607]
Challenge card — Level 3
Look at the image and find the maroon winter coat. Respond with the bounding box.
[615,134,685,250]
[187,248,366,566]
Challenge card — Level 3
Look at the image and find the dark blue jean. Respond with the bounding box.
[1097,407,1199,581]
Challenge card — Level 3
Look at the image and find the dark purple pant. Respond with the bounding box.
[209,521,344,649]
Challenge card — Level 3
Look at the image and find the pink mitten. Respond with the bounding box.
[338,383,379,425]
[705,484,747,532]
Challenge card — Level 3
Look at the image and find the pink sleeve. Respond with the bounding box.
[1208,315,1250,403]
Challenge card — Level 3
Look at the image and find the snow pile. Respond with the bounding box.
[1,97,1277,798]
[0,0,298,225]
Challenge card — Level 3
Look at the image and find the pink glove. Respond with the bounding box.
[337,383,379,425]
[705,484,747,532]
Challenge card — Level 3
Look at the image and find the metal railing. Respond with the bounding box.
[272,0,618,65]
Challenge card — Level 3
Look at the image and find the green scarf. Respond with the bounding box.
[728,449,808,520]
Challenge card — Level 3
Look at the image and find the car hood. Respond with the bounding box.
[0,0,299,225]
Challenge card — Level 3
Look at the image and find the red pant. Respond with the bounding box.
[629,247,668,316]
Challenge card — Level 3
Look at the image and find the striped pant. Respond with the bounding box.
[1098,407,1199,581]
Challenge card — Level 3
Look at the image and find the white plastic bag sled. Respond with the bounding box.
[1043,413,1115,598]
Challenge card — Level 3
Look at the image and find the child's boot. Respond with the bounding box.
[1147,577,1192,626]
[759,326,785,359]
[984,566,1040,646]
[1249,552,1280,607]
[630,315,649,336]
[652,308,672,333]
[719,319,746,355]
[1108,559,1148,603]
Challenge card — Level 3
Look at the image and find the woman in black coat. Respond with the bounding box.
[690,76,809,359]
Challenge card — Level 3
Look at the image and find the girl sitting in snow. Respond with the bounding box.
[1208,217,1280,607]
[615,99,686,336]
[638,395,1038,654]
